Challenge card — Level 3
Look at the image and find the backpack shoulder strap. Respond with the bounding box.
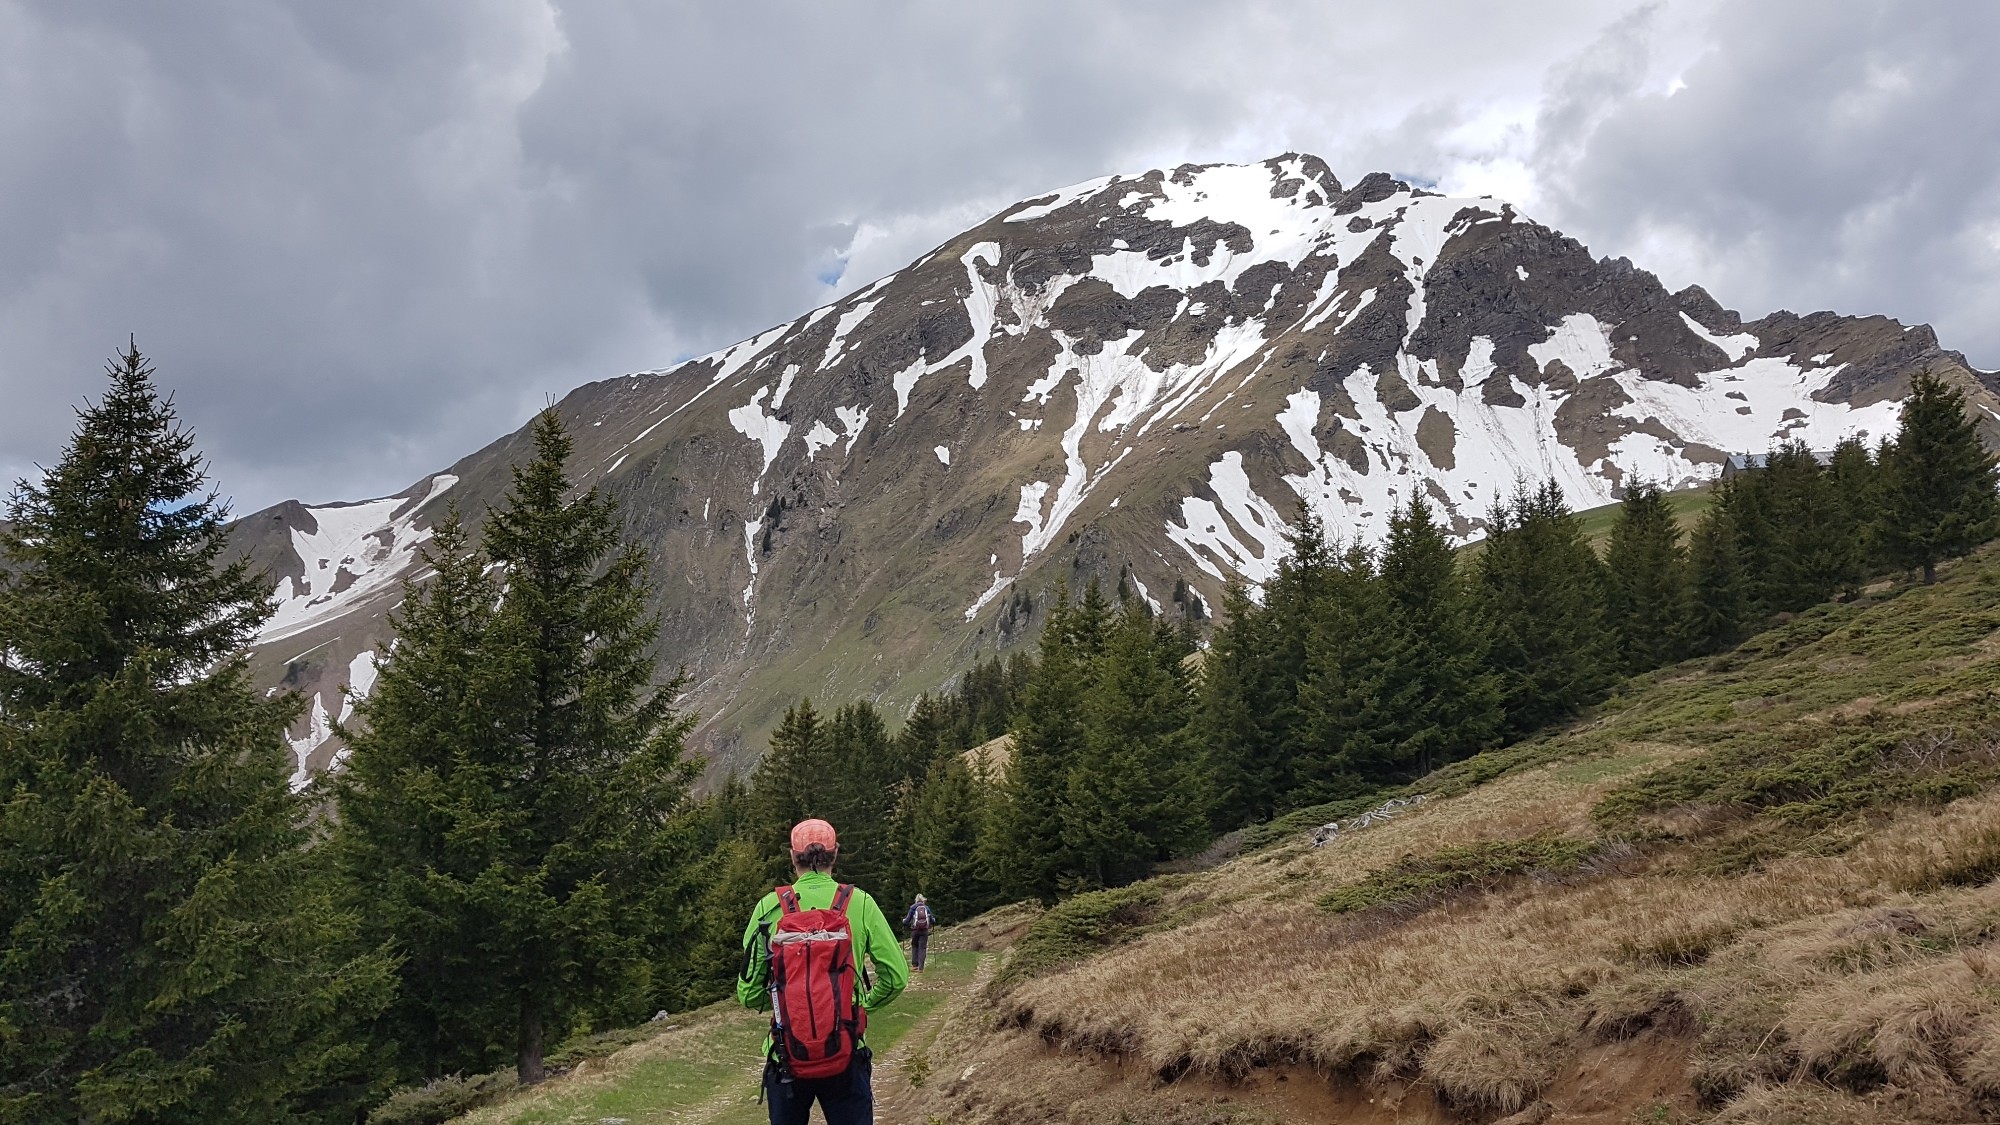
[831,884,855,914]
[776,886,800,916]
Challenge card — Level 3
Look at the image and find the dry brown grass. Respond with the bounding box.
[990,783,2000,1119]
[1200,742,1692,906]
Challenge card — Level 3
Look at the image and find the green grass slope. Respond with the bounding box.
[897,542,2000,1123]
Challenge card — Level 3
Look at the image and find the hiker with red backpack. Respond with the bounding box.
[902,894,935,971]
[737,818,907,1125]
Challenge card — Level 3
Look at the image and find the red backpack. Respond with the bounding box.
[766,883,866,1080]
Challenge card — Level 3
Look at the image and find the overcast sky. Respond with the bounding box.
[3,0,1995,513]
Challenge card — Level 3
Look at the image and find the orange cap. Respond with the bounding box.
[790,818,838,853]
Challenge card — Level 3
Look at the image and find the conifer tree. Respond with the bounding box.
[1364,496,1501,776]
[661,780,768,1010]
[1061,605,1205,888]
[1721,442,1865,615]
[993,584,1103,901]
[0,346,394,1123]
[1828,437,1883,586]
[1604,481,1692,672]
[818,701,902,903]
[901,761,998,922]
[329,509,510,1080]
[1477,481,1613,735]
[1267,509,1337,789]
[1196,581,1285,828]
[1877,373,2000,583]
[1293,542,1389,799]
[341,410,695,1086]
[894,693,951,773]
[1199,509,1335,825]
[1685,503,1748,652]
[749,698,829,861]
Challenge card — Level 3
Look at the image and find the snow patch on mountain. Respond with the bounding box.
[727,386,790,496]
[1165,451,1291,587]
[1004,175,1116,224]
[1387,196,1476,343]
[261,474,457,645]
[347,650,379,701]
[741,519,760,620]
[890,242,1003,414]
[663,320,794,421]
[1128,572,1163,615]
[1530,314,1620,379]
[772,364,803,410]
[823,296,885,370]
[287,696,335,790]
[1680,311,1759,363]
[1612,359,1898,455]
[804,420,839,460]
[835,406,869,455]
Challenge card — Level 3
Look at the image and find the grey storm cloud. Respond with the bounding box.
[1530,0,2000,370]
[0,0,1994,514]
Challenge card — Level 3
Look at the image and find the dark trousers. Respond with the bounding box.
[764,1047,872,1125]
[910,930,930,970]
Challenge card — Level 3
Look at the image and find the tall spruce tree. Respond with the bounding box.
[1685,503,1748,653]
[1199,509,1336,825]
[993,583,1106,902]
[750,698,829,857]
[1724,443,1862,615]
[1827,437,1883,589]
[340,410,695,1086]
[1365,496,1501,776]
[818,702,904,905]
[1294,542,1390,800]
[901,760,998,922]
[1604,481,1692,672]
[1877,373,2000,583]
[0,346,393,1123]
[894,693,952,773]
[329,510,510,1081]
[1196,581,1285,828]
[1061,605,1205,888]
[1477,481,1613,736]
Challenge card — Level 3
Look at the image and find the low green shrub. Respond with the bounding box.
[989,881,1170,994]
[1594,721,2000,840]
[367,1071,516,1125]
[544,1022,661,1070]
[1316,833,1600,914]
[1239,790,1403,852]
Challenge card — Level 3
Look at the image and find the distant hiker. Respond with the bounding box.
[738,818,907,1125]
[902,894,935,971]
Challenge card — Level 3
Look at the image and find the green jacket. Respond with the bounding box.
[736,870,908,1045]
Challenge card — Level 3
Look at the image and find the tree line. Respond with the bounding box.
[2,346,1994,1122]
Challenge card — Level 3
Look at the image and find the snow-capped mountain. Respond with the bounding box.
[229,154,2000,782]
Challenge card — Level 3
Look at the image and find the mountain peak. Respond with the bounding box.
[232,153,2000,778]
